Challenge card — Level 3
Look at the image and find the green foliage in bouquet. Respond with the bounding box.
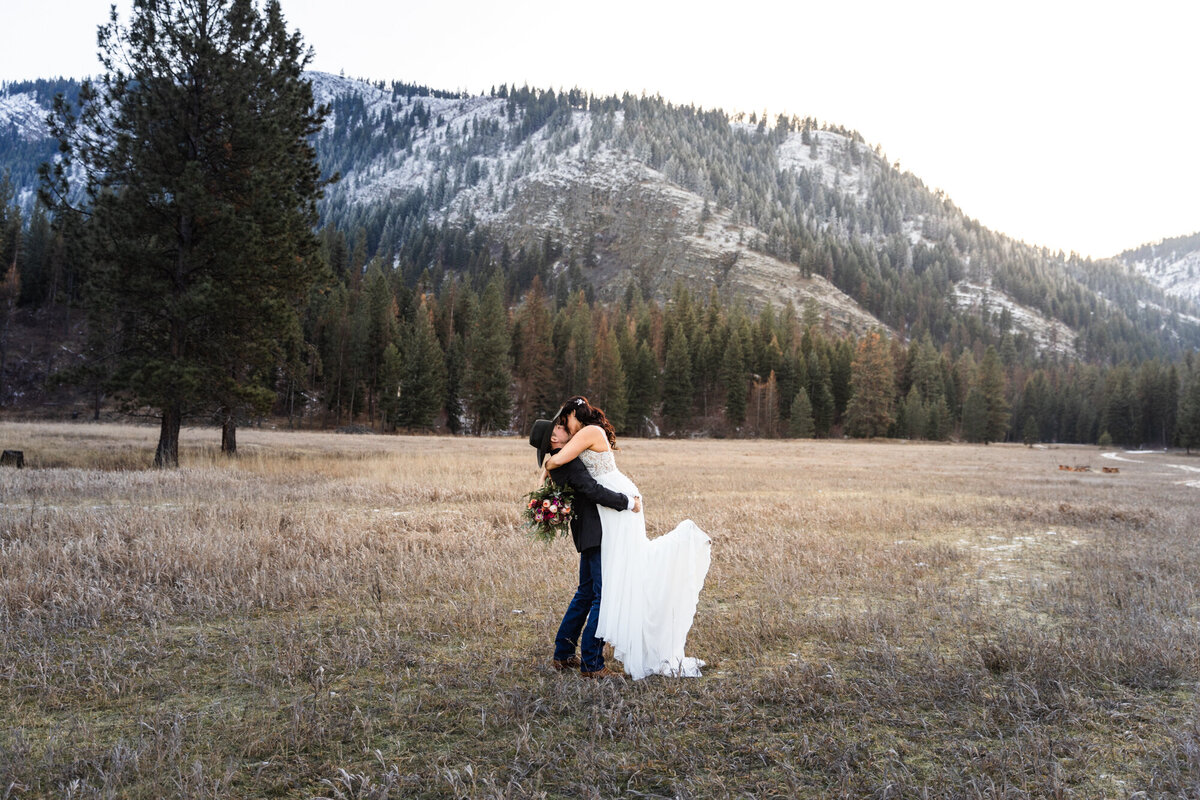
[523,482,576,543]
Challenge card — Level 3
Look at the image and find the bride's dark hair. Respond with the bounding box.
[556,396,619,450]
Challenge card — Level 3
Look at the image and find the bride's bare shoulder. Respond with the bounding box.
[582,424,610,450]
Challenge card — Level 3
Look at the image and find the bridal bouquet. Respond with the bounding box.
[523,482,575,543]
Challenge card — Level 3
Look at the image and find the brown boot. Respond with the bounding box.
[552,655,581,672]
[581,666,623,680]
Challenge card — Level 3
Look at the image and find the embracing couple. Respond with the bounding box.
[528,396,711,680]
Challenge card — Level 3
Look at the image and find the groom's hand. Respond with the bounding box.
[632,495,642,513]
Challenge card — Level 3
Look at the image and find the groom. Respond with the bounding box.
[529,418,640,679]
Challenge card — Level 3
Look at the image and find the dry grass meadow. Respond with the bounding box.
[3,422,1200,798]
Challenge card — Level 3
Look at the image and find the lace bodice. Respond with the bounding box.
[578,448,617,477]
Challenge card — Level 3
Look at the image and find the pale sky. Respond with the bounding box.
[3,0,1197,259]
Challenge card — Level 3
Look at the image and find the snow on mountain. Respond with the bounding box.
[308,71,396,128]
[951,281,1077,357]
[1137,299,1200,329]
[345,96,514,207]
[0,90,49,141]
[247,73,1191,341]
[304,76,888,332]
[1124,240,1200,304]
[779,127,948,256]
[489,145,885,333]
[777,128,872,198]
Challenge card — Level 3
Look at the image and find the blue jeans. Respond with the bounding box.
[554,546,604,672]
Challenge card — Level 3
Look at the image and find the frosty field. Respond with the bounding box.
[2,422,1199,798]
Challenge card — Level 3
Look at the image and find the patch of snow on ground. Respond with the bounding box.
[1101,452,1143,463]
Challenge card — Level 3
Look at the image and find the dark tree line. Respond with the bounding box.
[283,225,1200,449]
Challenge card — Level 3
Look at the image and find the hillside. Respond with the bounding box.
[303,74,1200,361]
[4,73,1200,363]
[1119,231,1200,305]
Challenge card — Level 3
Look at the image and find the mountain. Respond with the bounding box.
[0,79,77,203]
[1118,232,1200,305]
[302,73,886,337]
[5,72,1200,363]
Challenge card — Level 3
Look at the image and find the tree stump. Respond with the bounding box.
[1,450,24,468]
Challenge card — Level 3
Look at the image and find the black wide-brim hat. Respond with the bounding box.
[529,418,554,467]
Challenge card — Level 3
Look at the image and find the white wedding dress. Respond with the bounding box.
[579,448,712,679]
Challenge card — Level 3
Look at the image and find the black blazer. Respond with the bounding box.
[548,453,629,553]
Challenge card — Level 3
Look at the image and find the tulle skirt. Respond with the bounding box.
[593,468,711,679]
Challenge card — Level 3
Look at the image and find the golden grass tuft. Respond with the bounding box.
[2,422,1200,797]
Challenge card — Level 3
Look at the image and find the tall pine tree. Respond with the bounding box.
[1179,366,1200,454]
[588,315,627,431]
[720,330,748,429]
[962,387,989,443]
[42,0,328,466]
[511,277,555,431]
[394,299,446,430]
[625,340,659,434]
[788,388,815,438]
[844,331,895,438]
[807,350,835,437]
[977,345,1010,444]
[1101,365,1138,447]
[464,276,512,433]
[662,325,693,433]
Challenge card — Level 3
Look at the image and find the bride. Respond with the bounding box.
[542,396,711,679]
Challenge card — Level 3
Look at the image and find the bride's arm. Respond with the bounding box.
[555,459,631,512]
[544,425,604,469]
